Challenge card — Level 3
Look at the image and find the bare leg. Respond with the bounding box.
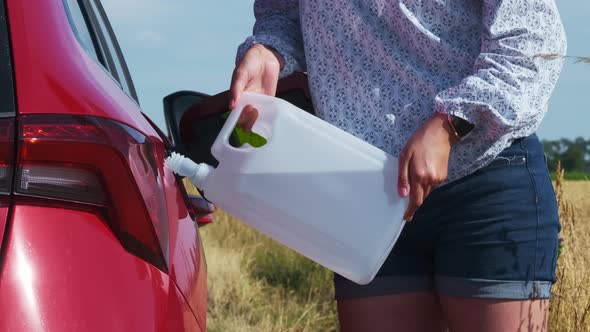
[337,292,447,332]
[439,296,549,332]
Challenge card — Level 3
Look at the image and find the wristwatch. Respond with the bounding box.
[447,114,474,141]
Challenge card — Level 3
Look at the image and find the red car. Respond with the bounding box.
[0,0,312,331]
[0,0,213,330]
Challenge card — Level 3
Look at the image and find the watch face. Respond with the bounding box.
[451,116,474,139]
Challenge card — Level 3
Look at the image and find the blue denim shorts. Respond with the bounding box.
[334,134,560,300]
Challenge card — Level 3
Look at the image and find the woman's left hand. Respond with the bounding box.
[397,113,458,221]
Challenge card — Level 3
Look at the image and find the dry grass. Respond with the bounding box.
[192,167,590,331]
[197,204,337,332]
[548,164,590,332]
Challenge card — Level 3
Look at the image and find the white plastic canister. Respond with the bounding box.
[166,92,408,284]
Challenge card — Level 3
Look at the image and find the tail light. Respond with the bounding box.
[0,119,15,240]
[16,114,169,272]
[17,164,106,204]
[0,119,15,196]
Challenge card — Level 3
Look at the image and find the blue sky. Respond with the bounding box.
[102,1,589,140]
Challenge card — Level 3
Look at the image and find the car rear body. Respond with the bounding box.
[0,1,206,331]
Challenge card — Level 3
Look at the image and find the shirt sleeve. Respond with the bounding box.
[236,0,306,78]
[433,0,567,146]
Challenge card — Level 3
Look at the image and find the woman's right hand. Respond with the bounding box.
[229,44,284,109]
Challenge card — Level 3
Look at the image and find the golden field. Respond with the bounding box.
[548,172,590,332]
[193,174,590,331]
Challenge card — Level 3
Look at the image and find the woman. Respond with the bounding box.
[230,1,566,331]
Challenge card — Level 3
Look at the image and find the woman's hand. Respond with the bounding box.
[229,44,284,109]
[398,113,459,221]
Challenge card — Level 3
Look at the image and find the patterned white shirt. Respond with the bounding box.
[237,0,567,182]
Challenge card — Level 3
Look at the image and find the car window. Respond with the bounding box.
[1,0,15,116]
[87,0,136,101]
[63,0,102,65]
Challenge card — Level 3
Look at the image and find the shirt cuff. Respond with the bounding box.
[434,99,474,126]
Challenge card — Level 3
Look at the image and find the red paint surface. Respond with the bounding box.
[0,205,202,332]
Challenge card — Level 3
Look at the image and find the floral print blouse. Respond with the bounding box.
[237,0,567,182]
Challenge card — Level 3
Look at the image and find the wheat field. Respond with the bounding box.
[194,172,590,331]
[548,168,590,331]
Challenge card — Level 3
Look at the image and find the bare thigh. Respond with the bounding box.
[439,296,549,332]
[337,292,447,332]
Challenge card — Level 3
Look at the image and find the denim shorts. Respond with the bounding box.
[334,134,561,300]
